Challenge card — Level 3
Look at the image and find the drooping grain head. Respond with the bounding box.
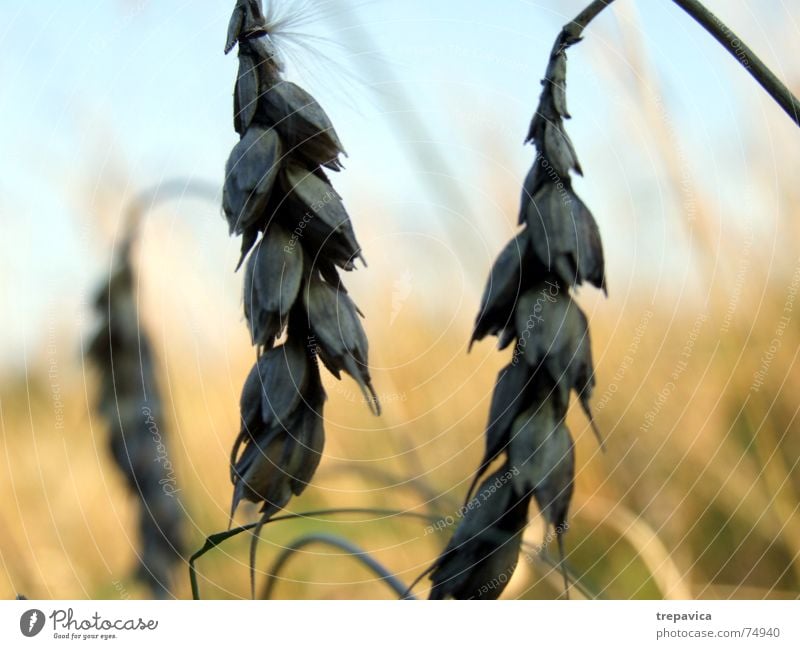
[221,0,379,590]
[87,241,185,598]
[428,29,606,600]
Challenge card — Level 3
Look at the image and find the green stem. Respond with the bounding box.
[671,0,800,127]
[261,533,414,600]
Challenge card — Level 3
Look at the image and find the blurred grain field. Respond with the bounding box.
[1,0,800,600]
[2,206,799,599]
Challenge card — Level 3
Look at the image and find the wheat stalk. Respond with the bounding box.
[87,237,185,598]
[423,5,611,601]
[221,0,379,597]
[422,0,800,600]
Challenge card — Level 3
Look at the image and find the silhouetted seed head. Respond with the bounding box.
[465,366,566,504]
[282,163,362,268]
[513,286,603,446]
[230,340,325,518]
[87,244,184,598]
[509,404,575,593]
[509,406,573,507]
[233,338,309,460]
[429,466,532,600]
[443,23,608,600]
[221,1,378,594]
[521,36,606,293]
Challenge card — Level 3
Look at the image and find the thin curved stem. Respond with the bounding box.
[564,0,617,41]
[189,507,437,599]
[261,533,414,600]
[123,178,220,241]
[559,0,799,128]
[671,0,800,127]
[521,541,598,600]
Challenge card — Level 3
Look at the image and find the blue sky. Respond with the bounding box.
[1,0,798,367]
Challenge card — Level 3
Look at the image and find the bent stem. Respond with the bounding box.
[189,508,435,599]
[561,0,799,128]
[671,0,800,127]
[521,543,598,600]
[261,533,414,600]
[565,0,617,40]
[123,178,219,239]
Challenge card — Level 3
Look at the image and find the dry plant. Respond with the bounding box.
[219,0,379,596]
[188,0,799,601]
[87,237,185,598]
[414,0,800,600]
[419,9,605,601]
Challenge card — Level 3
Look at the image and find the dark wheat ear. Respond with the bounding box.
[221,0,380,596]
[87,238,185,599]
[425,10,611,602]
[427,0,800,601]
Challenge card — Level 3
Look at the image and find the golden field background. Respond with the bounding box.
[1,0,800,600]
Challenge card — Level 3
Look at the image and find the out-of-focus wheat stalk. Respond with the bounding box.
[87,237,185,598]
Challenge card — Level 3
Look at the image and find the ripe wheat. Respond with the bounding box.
[222,0,379,595]
[87,238,185,598]
[426,25,606,601]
